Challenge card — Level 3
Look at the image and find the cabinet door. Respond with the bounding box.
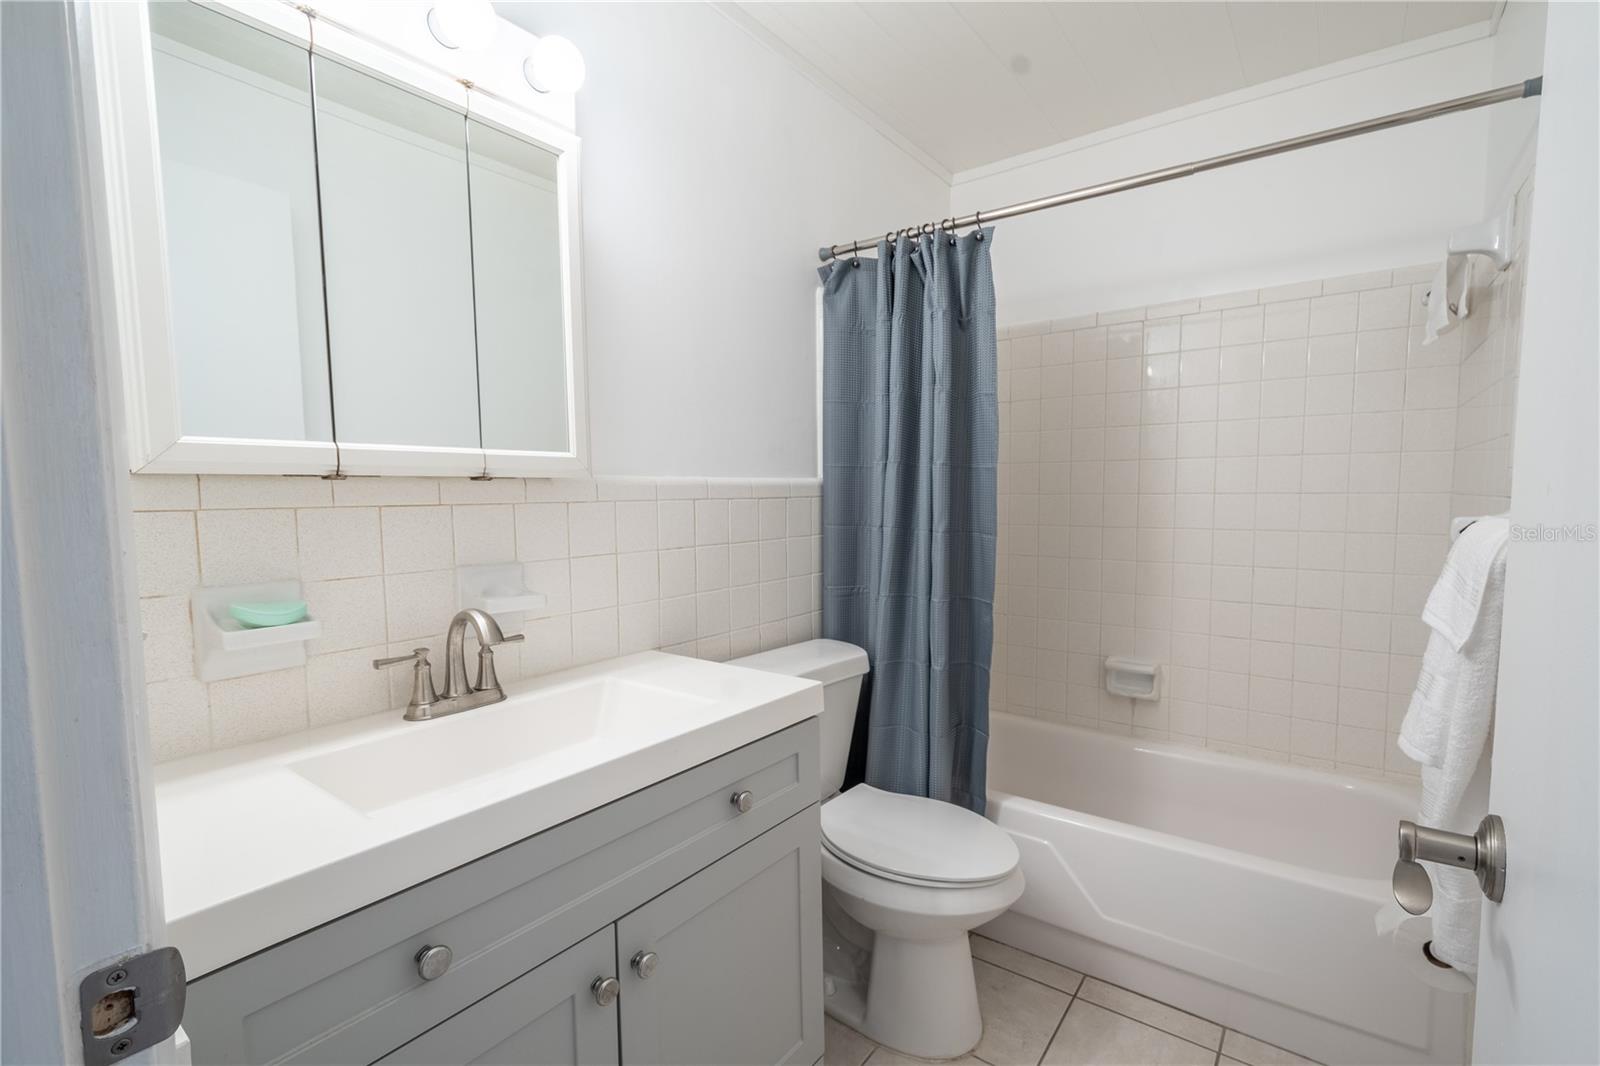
[378,926,619,1066]
[139,1,337,474]
[311,53,484,476]
[617,810,822,1066]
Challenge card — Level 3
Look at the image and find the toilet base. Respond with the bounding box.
[821,892,985,1060]
[862,932,983,1059]
[819,848,1024,1060]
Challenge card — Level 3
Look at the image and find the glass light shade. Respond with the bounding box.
[522,35,586,93]
[426,0,498,50]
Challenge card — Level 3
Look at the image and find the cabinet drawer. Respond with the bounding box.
[184,719,818,1064]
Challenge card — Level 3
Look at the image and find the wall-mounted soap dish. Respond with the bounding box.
[1105,656,1161,701]
[192,580,321,681]
[457,563,547,623]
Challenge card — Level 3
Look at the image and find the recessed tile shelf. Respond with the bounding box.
[193,581,321,682]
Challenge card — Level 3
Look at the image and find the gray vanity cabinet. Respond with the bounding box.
[617,811,823,1066]
[182,720,821,1065]
[377,926,619,1066]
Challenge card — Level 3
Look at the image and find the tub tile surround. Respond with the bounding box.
[134,474,823,761]
[993,255,1526,780]
[823,934,1318,1066]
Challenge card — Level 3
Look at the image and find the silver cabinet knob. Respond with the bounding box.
[1392,814,1507,915]
[630,950,658,979]
[591,976,620,1007]
[730,790,754,813]
[415,944,453,981]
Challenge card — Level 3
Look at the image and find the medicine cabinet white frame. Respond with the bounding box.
[76,0,590,479]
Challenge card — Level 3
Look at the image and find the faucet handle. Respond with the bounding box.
[374,647,441,720]
[373,647,431,670]
[473,631,524,694]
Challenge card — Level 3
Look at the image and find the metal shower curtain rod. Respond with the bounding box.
[818,78,1543,262]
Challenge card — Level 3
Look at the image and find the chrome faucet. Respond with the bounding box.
[373,609,525,721]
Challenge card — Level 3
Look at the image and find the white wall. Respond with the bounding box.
[951,35,1517,326]
[499,3,949,477]
[1483,1,1546,207]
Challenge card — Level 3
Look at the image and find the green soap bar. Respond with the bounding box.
[229,600,308,628]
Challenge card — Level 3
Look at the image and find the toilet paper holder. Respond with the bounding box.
[1391,815,1507,915]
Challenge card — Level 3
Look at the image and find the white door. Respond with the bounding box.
[1471,5,1599,1063]
[2,2,172,1063]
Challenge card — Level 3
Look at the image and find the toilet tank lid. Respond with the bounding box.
[728,639,869,685]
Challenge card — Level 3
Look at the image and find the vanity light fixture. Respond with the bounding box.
[426,0,499,51]
[522,34,586,93]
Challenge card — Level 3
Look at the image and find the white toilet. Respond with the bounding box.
[731,639,1024,1060]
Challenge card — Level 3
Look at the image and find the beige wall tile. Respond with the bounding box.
[134,511,199,597]
[200,475,331,509]
[381,506,453,573]
[145,677,210,762]
[209,667,307,748]
[197,509,297,586]
[298,507,381,580]
[131,474,198,511]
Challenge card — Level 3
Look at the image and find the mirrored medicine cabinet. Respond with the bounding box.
[88,0,585,478]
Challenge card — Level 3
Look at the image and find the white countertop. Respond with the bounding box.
[155,652,820,977]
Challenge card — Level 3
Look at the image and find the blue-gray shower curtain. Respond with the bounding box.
[817,230,997,814]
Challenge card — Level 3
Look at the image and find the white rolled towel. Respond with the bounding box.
[1398,517,1510,974]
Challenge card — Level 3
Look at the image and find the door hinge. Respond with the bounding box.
[79,947,185,1066]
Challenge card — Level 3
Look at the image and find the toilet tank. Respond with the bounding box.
[728,639,869,797]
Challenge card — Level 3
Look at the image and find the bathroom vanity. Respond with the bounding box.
[159,654,824,1065]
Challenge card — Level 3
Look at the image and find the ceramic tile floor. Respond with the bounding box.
[824,935,1321,1066]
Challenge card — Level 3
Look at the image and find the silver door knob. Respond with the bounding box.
[415,944,453,981]
[591,976,620,1007]
[631,950,658,979]
[1392,814,1507,915]
[730,790,754,813]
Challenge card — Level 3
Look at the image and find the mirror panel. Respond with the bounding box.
[467,119,571,455]
[312,56,479,450]
[149,3,330,443]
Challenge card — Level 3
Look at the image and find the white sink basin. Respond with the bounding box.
[291,677,716,813]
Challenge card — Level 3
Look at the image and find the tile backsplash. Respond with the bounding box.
[991,250,1526,780]
[135,474,822,762]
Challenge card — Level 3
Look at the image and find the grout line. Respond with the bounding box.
[1071,996,1220,1056]
[972,955,1083,997]
[1032,993,1075,1066]
[1085,973,1224,1031]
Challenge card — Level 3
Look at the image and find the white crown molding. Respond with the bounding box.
[951,20,1498,188]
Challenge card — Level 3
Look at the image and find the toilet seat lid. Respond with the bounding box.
[821,785,1018,886]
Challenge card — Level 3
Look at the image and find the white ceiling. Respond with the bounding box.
[729,2,1497,175]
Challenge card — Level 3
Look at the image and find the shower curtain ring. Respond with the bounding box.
[973,209,985,240]
[849,239,861,267]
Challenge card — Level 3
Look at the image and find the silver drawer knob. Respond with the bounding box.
[730,789,754,813]
[591,976,620,1006]
[631,950,658,979]
[415,944,452,981]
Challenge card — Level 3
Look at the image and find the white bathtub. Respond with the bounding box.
[980,713,1471,1065]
